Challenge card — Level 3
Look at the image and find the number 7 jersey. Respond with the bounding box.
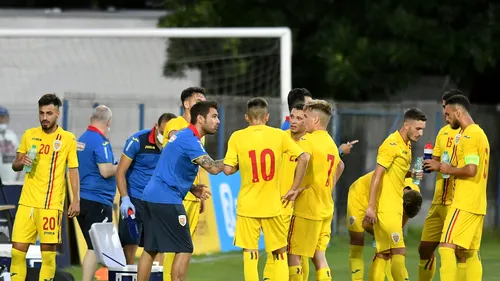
[293,130,340,221]
[223,125,304,218]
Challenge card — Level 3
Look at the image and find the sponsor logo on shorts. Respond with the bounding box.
[349,216,356,226]
[391,232,400,243]
[178,215,187,227]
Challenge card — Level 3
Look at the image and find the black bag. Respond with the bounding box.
[26,267,75,281]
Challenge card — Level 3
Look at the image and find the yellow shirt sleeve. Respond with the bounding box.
[432,129,442,157]
[283,132,304,160]
[461,135,480,165]
[162,118,183,147]
[376,141,398,169]
[67,134,79,169]
[17,130,28,154]
[223,133,239,167]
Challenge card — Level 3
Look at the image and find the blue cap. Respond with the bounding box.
[0,106,8,117]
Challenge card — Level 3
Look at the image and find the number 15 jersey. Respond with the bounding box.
[224,125,304,218]
[294,130,340,221]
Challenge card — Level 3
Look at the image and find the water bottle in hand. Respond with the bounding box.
[23,144,37,173]
[126,209,139,241]
[441,151,451,179]
[423,142,433,173]
[413,157,423,185]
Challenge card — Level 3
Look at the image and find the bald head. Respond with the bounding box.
[91,105,112,124]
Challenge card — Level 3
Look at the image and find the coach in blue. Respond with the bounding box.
[136,101,225,281]
[76,105,117,281]
[117,112,176,264]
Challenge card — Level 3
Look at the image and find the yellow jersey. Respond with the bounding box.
[279,130,313,216]
[376,130,412,213]
[163,116,205,201]
[17,126,78,211]
[349,172,419,210]
[452,124,489,215]
[293,130,340,220]
[224,125,304,218]
[431,125,462,205]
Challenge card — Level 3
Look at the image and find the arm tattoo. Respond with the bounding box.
[198,155,224,170]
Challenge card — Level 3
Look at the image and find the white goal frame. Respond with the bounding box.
[0,27,292,123]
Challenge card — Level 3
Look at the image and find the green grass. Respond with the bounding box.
[64,228,500,281]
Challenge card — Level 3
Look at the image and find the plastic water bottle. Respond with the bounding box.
[423,142,434,173]
[441,151,451,179]
[23,144,37,173]
[413,157,423,185]
[126,209,139,241]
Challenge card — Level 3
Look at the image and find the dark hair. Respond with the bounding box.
[247,97,268,110]
[403,190,423,218]
[445,94,470,112]
[38,93,62,108]
[403,107,427,122]
[157,113,176,125]
[287,88,312,112]
[181,87,205,105]
[442,89,463,102]
[190,100,218,124]
[291,102,305,111]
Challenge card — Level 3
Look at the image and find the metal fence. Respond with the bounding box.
[2,94,500,231]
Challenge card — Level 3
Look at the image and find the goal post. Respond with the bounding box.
[0,27,292,123]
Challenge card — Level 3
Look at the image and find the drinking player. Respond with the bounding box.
[10,93,80,281]
[418,89,464,280]
[161,87,207,281]
[223,97,310,281]
[364,107,427,281]
[263,102,312,281]
[137,101,223,281]
[438,95,489,281]
[285,99,344,281]
[347,172,423,281]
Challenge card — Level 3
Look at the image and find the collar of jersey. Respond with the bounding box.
[393,130,410,146]
[148,127,156,144]
[188,124,202,139]
[87,125,105,137]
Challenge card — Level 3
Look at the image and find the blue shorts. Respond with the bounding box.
[142,201,193,253]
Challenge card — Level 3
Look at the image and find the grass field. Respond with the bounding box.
[64,227,500,281]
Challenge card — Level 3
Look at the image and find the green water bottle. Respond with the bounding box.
[23,144,37,173]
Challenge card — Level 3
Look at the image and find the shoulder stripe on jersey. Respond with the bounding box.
[44,134,61,209]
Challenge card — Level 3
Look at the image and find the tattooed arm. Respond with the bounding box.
[194,155,224,175]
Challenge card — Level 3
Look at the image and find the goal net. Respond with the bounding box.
[0,28,292,156]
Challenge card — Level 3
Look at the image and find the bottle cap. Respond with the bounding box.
[424,142,433,149]
[127,209,134,216]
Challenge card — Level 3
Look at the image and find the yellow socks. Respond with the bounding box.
[439,247,457,281]
[243,251,259,281]
[273,253,288,281]
[368,257,386,281]
[418,258,436,281]
[162,252,175,281]
[457,263,467,281]
[263,252,274,281]
[390,254,409,281]
[349,245,364,281]
[300,257,309,281]
[315,268,331,281]
[10,248,27,281]
[385,259,394,281]
[465,250,482,281]
[289,265,303,281]
[39,251,56,281]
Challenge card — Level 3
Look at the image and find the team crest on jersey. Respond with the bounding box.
[53,140,62,151]
[349,216,356,226]
[391,232,400,243]
[455,134,461,145]
[178,215,187,226]
[77,142,86,151]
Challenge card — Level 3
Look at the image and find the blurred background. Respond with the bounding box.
[0,0,499,279]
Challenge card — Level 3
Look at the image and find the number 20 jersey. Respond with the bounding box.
[223,125,304,218]
[293,130,340,221]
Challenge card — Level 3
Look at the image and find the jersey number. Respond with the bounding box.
[39,144,50,154]
[446,137,453,148]
[484,148,489,179]
[325,154,336,187]
[249,149,276,183]
[42,217,56,231]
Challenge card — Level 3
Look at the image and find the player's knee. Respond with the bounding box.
[455,247,466,262]
[391,247,406,256]
[271,246,287,255]
[418,242,437,259]
[12,242,29,253]
[349,231,364,246]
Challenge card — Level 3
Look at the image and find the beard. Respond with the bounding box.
[40,120,56,132]
[450,120,460,130]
